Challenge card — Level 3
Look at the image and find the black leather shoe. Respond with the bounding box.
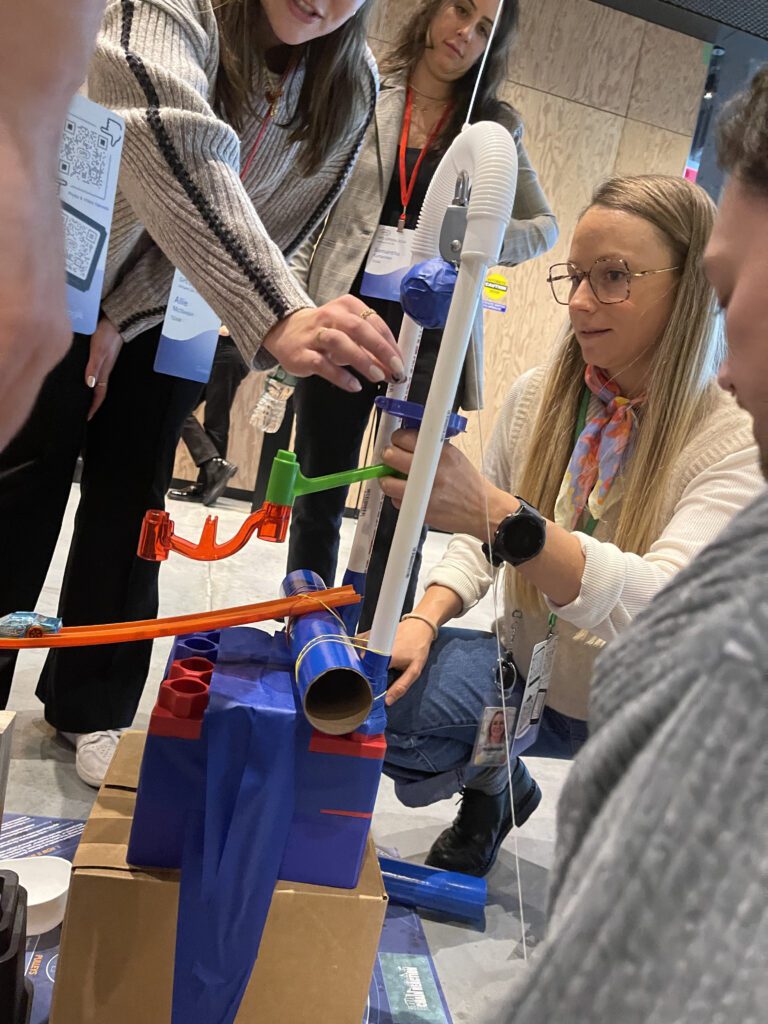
[202,457,238,506]
[168,482,204,502]
[425,760,542,877]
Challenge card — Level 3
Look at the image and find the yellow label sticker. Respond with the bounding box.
[482,273,508,312]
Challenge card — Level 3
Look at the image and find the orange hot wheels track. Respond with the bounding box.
[0,587,360,650]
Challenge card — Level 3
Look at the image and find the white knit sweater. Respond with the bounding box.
[428,366,764,719]
[89,0,377,365]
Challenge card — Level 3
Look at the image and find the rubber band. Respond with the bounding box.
[286,592,347,642]
[293,632,385,680]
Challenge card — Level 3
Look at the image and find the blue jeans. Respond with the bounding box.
[383,628,588,807]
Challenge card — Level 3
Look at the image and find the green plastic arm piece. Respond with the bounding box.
[265,450,403,507]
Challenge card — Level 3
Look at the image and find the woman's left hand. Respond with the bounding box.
[380,429,518,540]
[84,316,123,420]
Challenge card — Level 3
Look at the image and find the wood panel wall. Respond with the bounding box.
[174,0,709,490]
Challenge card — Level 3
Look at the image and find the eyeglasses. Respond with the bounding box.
[547,257,680,306]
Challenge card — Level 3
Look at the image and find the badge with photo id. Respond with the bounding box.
[471,635,557,766]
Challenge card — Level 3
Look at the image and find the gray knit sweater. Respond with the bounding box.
[502,486,768,1023]
[89,0,377,365]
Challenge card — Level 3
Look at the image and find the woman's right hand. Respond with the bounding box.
[385,617,436,706]
[261,294,405,393]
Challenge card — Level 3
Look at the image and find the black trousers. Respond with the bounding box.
[181,336,249,471]
[0,326,202,730]
[287,330,460,633]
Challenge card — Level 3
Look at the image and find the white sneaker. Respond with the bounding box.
[60,730,125,788]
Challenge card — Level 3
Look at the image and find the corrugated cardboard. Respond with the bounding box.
[50,731,387,1024]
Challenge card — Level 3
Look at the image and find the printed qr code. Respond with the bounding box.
[61,203,106,292]
[59,117,110,199]
[63,210,101,282]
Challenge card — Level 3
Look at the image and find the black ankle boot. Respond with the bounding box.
[425,761,542,877]
[201,457,237,506]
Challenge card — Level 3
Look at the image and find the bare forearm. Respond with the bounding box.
[413,585,464,629]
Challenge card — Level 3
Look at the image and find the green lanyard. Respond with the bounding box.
[547,385,598,633]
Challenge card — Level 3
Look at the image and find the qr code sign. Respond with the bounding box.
[59,116,110,199]
[61,204,106,292]
[64,212,101,282]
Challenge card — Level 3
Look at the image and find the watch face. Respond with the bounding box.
[501,509,545,560]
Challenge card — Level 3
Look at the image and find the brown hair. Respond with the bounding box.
[380,0,521,153]
[214,0,374,176]
[514,175,724,614]
[717,64,768,195]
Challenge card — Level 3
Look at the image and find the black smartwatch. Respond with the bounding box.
[482,497,546,568]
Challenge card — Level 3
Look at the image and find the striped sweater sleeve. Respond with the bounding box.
[93,0,314,363]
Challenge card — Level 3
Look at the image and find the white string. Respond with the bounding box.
[463,0,508,128]
[469,310,529,961]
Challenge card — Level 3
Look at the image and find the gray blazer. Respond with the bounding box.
[291,72,559,409]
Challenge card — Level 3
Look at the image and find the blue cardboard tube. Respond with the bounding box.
[378,856,487,923]
[282,570,373,735]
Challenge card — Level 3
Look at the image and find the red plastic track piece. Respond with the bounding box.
[0,587,360,649]
[138,502,291,562]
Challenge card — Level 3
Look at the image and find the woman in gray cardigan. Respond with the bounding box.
[287,0,558,628]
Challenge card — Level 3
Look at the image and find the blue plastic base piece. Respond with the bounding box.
[163,631,220,681]
[374,396,467,438]
[378,857,487,923]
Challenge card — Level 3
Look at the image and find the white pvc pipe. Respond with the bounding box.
[367,121,518,657]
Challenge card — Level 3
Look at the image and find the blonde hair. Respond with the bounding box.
[515,174,724,614]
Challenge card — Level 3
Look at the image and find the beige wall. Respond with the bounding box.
[176,0,709,490]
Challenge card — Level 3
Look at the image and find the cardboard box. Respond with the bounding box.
[50,732,387,1024]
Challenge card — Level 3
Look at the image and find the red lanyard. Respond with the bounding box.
[240,61,296,182]
[398,87,454,231]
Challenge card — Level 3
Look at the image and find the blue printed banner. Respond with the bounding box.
[0,814,86,1024]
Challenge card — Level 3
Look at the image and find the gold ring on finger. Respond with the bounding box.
[360,308,376,321]
[317,327,329,343]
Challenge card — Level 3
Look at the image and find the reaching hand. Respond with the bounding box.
[380,429,517,540]
[261,295,405,393]
[384,616,436,706]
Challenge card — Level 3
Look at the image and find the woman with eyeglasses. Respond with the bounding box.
[375,174,763,877]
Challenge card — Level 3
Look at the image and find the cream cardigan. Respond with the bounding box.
[427,366,764,720]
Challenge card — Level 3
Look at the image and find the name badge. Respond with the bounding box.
[360,225,415,302]
[154,270,222,383]
[59,94,125,335]
[513,634,557,753]
[470,634,556,766]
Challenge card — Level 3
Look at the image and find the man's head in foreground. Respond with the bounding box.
[706,65,768,478]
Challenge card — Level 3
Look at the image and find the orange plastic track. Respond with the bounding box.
[0,587,360,650]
